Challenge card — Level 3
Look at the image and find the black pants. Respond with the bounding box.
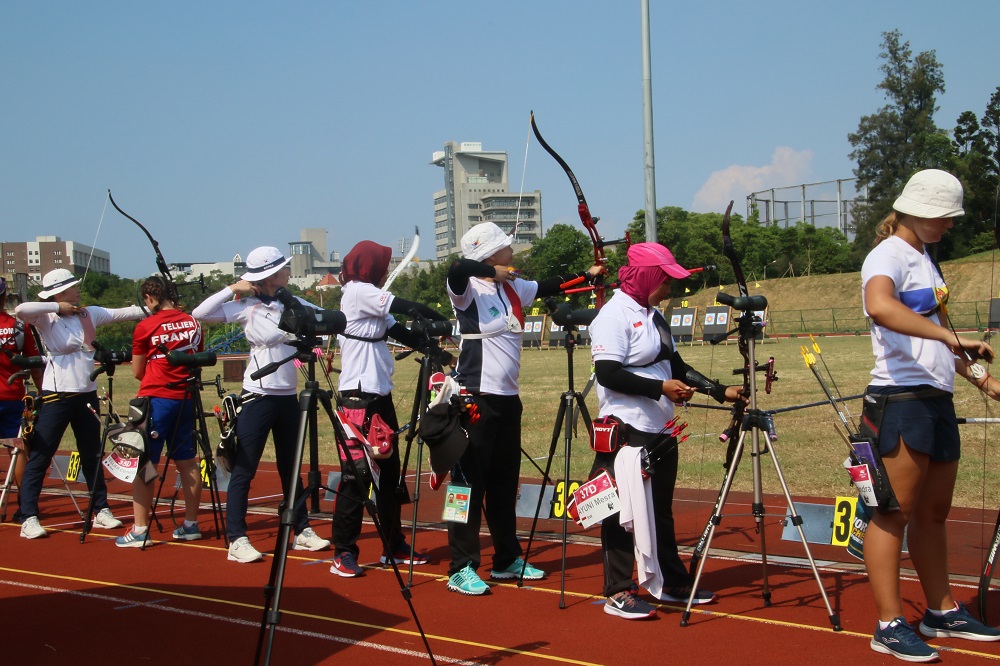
[228,394,309,540]
[19,391,110,519]
[447,394,523,575]
[593,428,691,597]
[331,392,405,557]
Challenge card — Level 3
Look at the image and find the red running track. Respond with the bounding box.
[3,454,1000,665]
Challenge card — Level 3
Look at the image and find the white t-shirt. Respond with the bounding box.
[861,235,955,391]
[192,287,317,396]
[15,302,143,393]
[337,281,396,396]
[590,290,673,433]
[449,276,538,395]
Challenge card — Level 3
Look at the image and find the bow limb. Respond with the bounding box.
[107,189,186,315]
[530,111,609,307]
[108,190,173,285]
[383,226,420,291]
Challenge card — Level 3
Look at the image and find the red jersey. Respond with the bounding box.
[133,309,204,399]
[0,311,39,401]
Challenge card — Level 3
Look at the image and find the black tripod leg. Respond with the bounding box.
[520,394,568,590]
[80,418,112,544]
[192,391,227,546]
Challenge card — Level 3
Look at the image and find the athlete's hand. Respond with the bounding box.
[229,280,258,298]
[662,379,695,403]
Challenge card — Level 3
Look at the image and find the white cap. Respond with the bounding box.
[893,169,965,219]
[241,246,291,281]
[461,222,513,262]
[38,268,81,299]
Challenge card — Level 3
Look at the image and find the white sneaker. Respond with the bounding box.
[93,508,124,530]
[293,527,331,552]
[228,536,264,563]
[20,516,48,539]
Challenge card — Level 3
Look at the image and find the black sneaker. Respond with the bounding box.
[604,585,656,620]
[871,617,939,662]
[919,603,1000,642]
[659,586,717,605]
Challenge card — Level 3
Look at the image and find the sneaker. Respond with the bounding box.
[659,585,717,605]
[919,603,1000,642]
[330,552,365,578]
[116,526,150,548]
[227,536,264,563]
[447,564,490,595]
[172,523,203,541]
[490,557,545,581]
[93,508,123,530]
[19,516,47,539]
[379,542,429,565]
[871,617,940,662]
[604,586,656,620]
[293,527,331,552]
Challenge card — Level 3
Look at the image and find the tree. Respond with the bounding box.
[949,90,999,255]
[848,30,952,252]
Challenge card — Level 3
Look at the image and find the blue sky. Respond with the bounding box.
[2,1,997,279]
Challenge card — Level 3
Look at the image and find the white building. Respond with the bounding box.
[431,141,542,261]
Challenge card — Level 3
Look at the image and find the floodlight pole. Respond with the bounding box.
[640,0,657,242]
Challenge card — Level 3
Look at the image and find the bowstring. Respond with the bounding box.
[512,118,532,242]
[83,192,110,285]
[981,177,1000,565]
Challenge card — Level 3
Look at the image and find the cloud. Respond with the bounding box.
[691,147,813,213]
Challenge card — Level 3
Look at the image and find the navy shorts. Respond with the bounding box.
[147,397,196,464]
[869,386,960,463]
[0,400,21,439]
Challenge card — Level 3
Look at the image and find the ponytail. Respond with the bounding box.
[873,211,902,247]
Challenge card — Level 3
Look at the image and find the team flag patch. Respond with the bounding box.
[633,321,643,328]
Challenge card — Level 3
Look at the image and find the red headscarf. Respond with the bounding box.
[340,241,392,286]
[617,243,691,306]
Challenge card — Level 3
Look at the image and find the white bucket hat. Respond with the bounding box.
[461,222,513,262]
[241,246,291,281]
[38,268,81,299]
[893,169,965,219]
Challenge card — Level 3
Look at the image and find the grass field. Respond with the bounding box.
[76,332,1000,510]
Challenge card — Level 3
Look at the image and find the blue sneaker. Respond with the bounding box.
[919,603,1000,642]
[871,617,939,662]
[605,585,656,620]
[490,557,545,581]
[172,523,203,541]
[447,564,490,595]
[115,526,150,549]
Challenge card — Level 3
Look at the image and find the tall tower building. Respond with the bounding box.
[431,141,542,261]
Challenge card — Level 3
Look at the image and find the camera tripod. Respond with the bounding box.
[679,298,841,631]
[394,334,450,586]
[523,322,591,607]
[80,349,127,543]
[252,339,435,666]
[145,361,228,548]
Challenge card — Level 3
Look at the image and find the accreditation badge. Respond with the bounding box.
[442,484,471,523]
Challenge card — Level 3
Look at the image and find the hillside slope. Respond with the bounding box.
[672,251,998,313]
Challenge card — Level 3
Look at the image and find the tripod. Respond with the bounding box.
[679,300,842,630]
[252,339,435,666]
[523,324,591,607]
[394,339,448,586]
[80,353,127,543]
[146,362,228,548]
